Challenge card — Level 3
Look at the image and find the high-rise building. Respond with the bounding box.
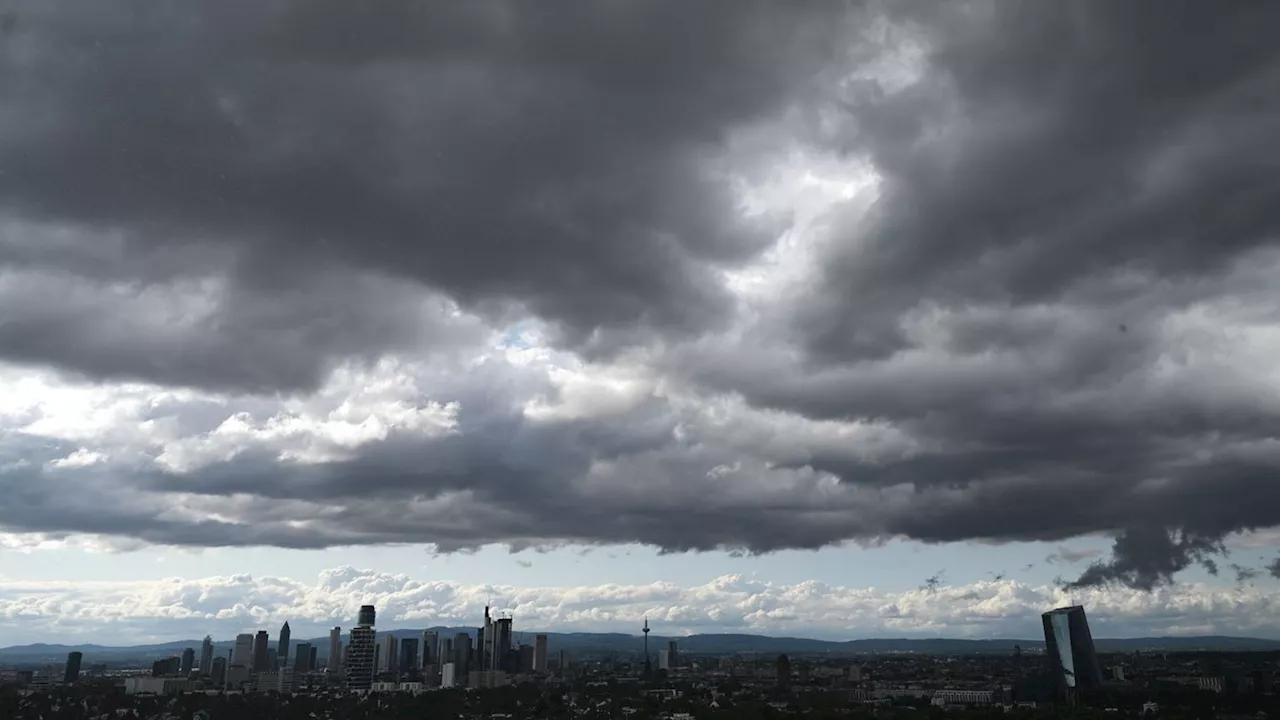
[309,645,317,672]
[277,667,297,693]
[233,633,254,668]
[493,617,513,670]
[253,631,270,672]
[180,647,195,675]
[278,621,291,667]
[345,605,377,691]
[293,643,312,671]
[211,656,227,686]
[667,640,679,669]
[454,632,472,675]
[64,651,82,684]
[266,648,278,672]
[329,627,343,672]
[519,644,534,673]
[1042,605,1103,695]
[481,607,492,670]
[423,630,438,667]
[200,636,214,676]
[533,634,548,672]
[777,655,791,690]
[358,604,376,627]
[152,656,182,677]
[400,637,420,674]
[379,633,399,675]
[441,661,457,688]
[658,649,672,670]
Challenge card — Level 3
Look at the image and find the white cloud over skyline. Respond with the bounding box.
[1,566,1277,647]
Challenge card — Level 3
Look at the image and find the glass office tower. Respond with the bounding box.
[1042,605,1103,695]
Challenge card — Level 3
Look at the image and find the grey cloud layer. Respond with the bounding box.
[3,1,1280,591]
[0,0,839,389]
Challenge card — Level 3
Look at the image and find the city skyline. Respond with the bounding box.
[3,562,1280,648]
[2,0,1279,658]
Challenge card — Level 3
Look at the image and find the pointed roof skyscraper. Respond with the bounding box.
[278,621,292,667]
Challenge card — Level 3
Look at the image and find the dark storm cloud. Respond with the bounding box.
[0,0,845,389]
[797,1,1280,361]
[2,0,1280,591]
[679,0,1280,588]
[1064,528,1227,592]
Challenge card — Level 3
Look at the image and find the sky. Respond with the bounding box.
[2,1,1280,647]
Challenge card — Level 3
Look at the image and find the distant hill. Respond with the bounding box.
[3,630,1278,665]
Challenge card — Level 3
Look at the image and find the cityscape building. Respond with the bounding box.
[1042,605,1103,696]
[423,630,438,667]
[64,651,82,684]
[293,642,312,672]
[345,605,377,691]
[232,634,254,669]
[328,626,343,672]
[400,637,420,673]
[210,656,227,686]
[199,636,214,676]
[379,633,399,675]
[278,621,291,668]
[252,631,269,672]
[533,633,548,672]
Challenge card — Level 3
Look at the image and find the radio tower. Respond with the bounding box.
[642,617,651,679]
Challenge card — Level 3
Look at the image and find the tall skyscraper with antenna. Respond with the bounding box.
[642,617,651,678]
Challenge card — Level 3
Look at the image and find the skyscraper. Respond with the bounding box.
[453,632,472,675]
[253,630,269,672]
[423,630,438,667]
[211,656,227,686]
[533,634,548,672]
[278,621,291,667]
[379,633,399,675]
[64,651,82,684]
[494,617,513,671]
[481,606,492,670]
[309,645,317,671]
[519,643,534,673]
[293,642,312,671]
[200,636,214,676]
[180,647,195,675]
[345,605,376,691]
[667,640,679,669]
[1042,605,1103,695]
[232,633,254,668]
[400,637,419,673]
[329,627,343,672]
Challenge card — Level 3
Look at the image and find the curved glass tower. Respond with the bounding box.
[1042,605,1103,696]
